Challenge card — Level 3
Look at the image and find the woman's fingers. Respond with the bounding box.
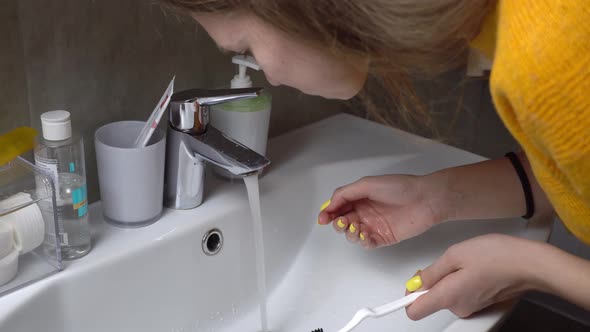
[317,176,384,248]
[332,215,350,233]
[338,212,363,243]
[318,200,353,225]
[406,271,465,320]
[324,177,374,215]
[419,246,462,290]
[346,221,361,243]
[405,247,463,320]
[359,223,376,249]
[326,211,376,248]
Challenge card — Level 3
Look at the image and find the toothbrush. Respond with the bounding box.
[311,290,429,332]
[134,76,175,148]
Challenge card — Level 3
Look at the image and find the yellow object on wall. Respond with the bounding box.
[0,127,38,166]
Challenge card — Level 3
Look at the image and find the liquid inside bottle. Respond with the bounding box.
[35,110,91,260]
[56,172,90,258]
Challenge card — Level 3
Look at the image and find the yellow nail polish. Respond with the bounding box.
[337,219,346,228]
[405,275,423,292]
[360,233,366,241]
[349,224,357,233]
[320,199,331,211]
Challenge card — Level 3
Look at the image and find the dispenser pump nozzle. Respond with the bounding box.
[231,55,261,89]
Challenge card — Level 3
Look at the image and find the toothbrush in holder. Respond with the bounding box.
[311,290,429,332]
[134,76,175,148]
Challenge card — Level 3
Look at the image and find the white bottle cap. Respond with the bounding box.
[230,55,261,89]
[41,110,72,141]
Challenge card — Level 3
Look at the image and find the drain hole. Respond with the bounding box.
[207,233,220,252]
[202,229,223,256]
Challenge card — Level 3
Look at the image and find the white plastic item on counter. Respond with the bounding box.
[0,248,18,286]
[211,54,272,179]
[0,222,15,260]
[0,191,33,210]
[0,193,45,255]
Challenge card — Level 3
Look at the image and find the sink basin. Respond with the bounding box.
[0,114,551,332]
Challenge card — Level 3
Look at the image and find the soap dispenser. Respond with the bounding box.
[211,55,272,179]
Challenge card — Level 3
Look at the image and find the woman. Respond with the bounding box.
[160,0,590,320]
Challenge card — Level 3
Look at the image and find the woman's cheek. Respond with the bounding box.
[255,55,287,86]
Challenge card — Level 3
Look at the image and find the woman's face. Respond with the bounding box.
[193,12,368,100]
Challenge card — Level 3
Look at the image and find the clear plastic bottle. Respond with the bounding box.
[34,110,91,260]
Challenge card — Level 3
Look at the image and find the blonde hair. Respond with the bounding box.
[160,0,494,130]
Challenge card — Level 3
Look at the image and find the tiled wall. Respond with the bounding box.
[416,70,519,158]
[0,0,29,134]
[5,0,347,202]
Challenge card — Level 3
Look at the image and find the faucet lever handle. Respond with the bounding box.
[169,87,263,134]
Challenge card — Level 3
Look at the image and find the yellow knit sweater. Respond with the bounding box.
[472,1,590,245]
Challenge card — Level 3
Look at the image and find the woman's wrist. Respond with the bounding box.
[523,240,590,303]
[420,157,545,223]
[418,170,457,224]
[511,239,556,293]
[507,238,590,309]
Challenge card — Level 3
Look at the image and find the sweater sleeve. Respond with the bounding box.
[489,0,590,244]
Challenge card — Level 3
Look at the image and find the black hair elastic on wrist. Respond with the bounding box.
[505,152,535,219]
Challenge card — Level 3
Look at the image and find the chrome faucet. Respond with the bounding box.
[164,87,271,209]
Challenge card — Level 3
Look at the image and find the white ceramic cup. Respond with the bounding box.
[95,121,166,228]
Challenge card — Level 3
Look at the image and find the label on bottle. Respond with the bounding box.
[72,184,88,217]
[34,155,60,198]
[61,232,69,246]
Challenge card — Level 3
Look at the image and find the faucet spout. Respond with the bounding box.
[180,126,270,175]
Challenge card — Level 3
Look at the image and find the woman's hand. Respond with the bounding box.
[405,234,542,320]
[317,174,450,249]
[317,154,555,249]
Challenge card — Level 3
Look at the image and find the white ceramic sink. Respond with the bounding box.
[0,114,551,332]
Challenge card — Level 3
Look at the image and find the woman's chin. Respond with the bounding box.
[300,87,359,100]
[324,88,362,100]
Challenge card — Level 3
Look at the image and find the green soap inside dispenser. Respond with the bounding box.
[217,54,272,112]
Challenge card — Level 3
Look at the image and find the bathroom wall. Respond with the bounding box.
[0,0,29,134]
[6,0,347,203]
[413,70,519,158]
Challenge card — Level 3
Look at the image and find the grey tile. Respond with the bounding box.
[411,71,518,159]
[412,70,482,153]
[472,80,519,158]
[0,0,29,134]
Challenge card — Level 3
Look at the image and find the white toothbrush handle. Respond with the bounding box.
[373,290,428,317]
[337,290,429,332]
